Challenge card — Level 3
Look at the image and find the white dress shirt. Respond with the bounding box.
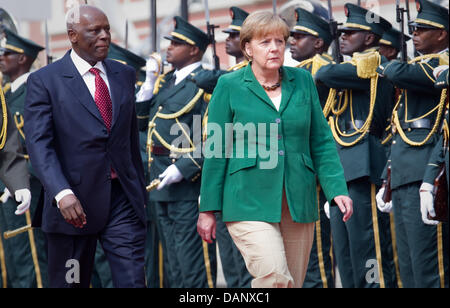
[173,61,202,86]
[55,50,112,207]
[11,72,30,93]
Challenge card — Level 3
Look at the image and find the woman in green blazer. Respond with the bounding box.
[197,11,352,288]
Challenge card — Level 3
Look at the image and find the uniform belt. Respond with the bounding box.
[400,119,431,130]
[340,120,365,131]
[151,145,171,156]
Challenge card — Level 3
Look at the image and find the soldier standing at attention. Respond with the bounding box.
[376,0,449,288]
[379,27,411,61]
[315,3,397,288]
[289,7,335,288]
[136,16,216,288]
[0,28,48,288]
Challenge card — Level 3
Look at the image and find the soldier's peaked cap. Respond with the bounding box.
[223,6,250,33]
[0,27,44,59]
[410,0,449,32]
[107,42,146,71]
[339,3,392,37]
[290,7,333,46]
[164,16,210,51]
[380,27,411,51]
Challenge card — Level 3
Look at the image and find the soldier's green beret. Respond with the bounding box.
[380,27,411,51]
[290,7,333,46]
[0,27,44,59]
[223,7,249,33]
[339,3,392,37]
[410,0,448,32]
[164,16,210,52]
[107,42,146,72]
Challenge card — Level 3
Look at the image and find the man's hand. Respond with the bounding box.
[14,189,31,215]
[0,188,12,203]
[376,187,392,213]
[197,211,217,244]
[58,194,87,228]
[157,164,183,190]
[420,182,439,225]
[334,195,353,222]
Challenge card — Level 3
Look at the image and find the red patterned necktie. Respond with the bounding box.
[89,68,112,131]
[89,68,117,179]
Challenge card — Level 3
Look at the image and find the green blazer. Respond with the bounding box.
[199,64,348,223]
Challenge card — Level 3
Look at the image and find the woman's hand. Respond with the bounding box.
[197,211,217,244]
[334,195,353,222]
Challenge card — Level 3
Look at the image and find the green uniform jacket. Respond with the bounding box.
[423,112,448,185]
[315,50,394,185]
[199,64,348,223]
[376,52,448,189]
[0,104,29,192]
[136,66,207,201]
[297,53,334,109]
[3,83,36,177]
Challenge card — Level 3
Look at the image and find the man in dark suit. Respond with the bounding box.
[24,5,147,288]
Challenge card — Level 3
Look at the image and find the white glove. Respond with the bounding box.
[433,65,449,79]
[0,187,12,203]
[135,55,161,103]
[420,182,439,225]
[145,55,160,76]
[376,187,392,213]
[14,189,31,215]
[324,201,330,219]
[157,164,183,190]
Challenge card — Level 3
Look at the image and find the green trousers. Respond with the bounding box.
[154,200,216,288]
[392,182,449,288]
[330,177,398,288]
[0,177,48,288]
[303,186,334,288]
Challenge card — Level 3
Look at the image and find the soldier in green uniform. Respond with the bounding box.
[0,28,48,288]
[136,16,216,288]
[376,0,449,287]
[379,27,411,61]
[191,6,252,288]
[315,3,397,288]
[289,7,335,288]
[108,42,167,288]
[0,99,32,288]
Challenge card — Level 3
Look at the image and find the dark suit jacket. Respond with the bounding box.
[24,50,147,235]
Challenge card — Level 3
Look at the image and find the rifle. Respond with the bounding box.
[430,163,448,222]
[45,20,53,65]
[382,165,392,203]
[150,0,157,53]
[396,0,408,62]
[327,0,343,63]
[203,0,220,70]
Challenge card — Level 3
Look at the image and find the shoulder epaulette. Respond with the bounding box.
[153,70,174,95]
[409,53,449,66]
[227,60,249,72]
[2,83,11,94]
[351,49,380,79]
